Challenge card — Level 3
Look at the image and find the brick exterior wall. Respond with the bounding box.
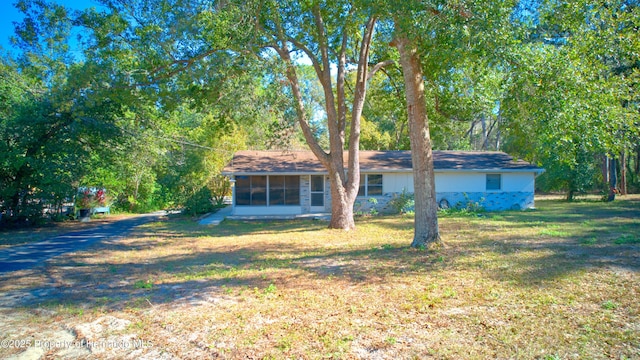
[300,176,310,213]
[435,191,535,211]
[351,191,535,214]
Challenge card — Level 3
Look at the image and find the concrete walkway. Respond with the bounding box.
[0,212,166,273]
[197,205,233,225]
[197,206,331,225]
[227,213,331,221]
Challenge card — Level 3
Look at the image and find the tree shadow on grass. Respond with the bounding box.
[0,198,638,313]
[0,230,436,312]
[499,198,640,225]
[153,217,330,238]
[370,198,640,285]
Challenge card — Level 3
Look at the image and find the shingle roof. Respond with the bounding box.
[223,150,543,174]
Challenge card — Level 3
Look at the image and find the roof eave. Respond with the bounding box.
[223,168,545,175]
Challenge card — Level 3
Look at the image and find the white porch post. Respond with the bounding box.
[229,178,236,215]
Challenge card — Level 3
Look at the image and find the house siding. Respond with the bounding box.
[436,172,486,192]
[502,172,535,192]
[225,149,543,216]
[324,176,331,212]
[383,173,413,193]
[353,172,537,213]
[231,171,537,215]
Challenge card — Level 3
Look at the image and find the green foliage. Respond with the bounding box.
[183,186,217,217]
[388,189,415,214]
[459,193,485,213]
[0,56,120,225]
[3,0,638,229]
[601,300,618,310]
[613,234,639,245]
[208,175,231,207]
[367,198,378,216]
[360,70,410,151]
[134,280,154,290]
[386,1,519,153]
[502,0,639,196]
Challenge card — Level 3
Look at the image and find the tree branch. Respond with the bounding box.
[287,36,325,84]
[367,59,396,82]
[272,43,329,167]
[337,28,348,139]
[311,3,342,166]
[347,16,377,195]
[148,47,224,81]
[312,4,332,89]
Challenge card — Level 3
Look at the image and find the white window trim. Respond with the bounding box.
[310,175,325,207]
[358,174,383,197]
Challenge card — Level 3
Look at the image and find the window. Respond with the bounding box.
[236,175,299,206]
[358,174,383,197]
[310,175,324,207]
[367,174,383,195]
[486,174,501,191]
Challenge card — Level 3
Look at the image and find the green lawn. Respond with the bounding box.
[0,197,638,359]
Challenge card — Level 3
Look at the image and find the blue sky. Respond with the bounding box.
[0,0,103,56]
[0,1,25,54]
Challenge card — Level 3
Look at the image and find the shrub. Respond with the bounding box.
[183,186,216,216]
[388,189,415,214]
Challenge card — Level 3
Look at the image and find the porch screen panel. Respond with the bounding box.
[235,176,251,205]
[269,176,285,205]
[284,176,300,205]
[251,176,267,205]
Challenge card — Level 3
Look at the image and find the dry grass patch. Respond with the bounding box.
[0,196,639,359]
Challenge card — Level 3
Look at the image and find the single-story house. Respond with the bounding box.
[222,150,544,216]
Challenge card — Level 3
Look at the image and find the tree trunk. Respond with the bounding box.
[620,151,627,195]
[636,145,640,176]
[393,35,441,248]
[607,157,617,202]
[601,154,610,186]
[328,169,355,229]
[279,45,357,230]
[468,120,476,149]
[10,192,21,218]
[481,114,488,150]
[495,115,502,151]
[396,121,406,150]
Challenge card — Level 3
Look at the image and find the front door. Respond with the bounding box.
[310,175,325,212]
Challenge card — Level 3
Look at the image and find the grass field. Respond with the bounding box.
[0,197,638,359]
